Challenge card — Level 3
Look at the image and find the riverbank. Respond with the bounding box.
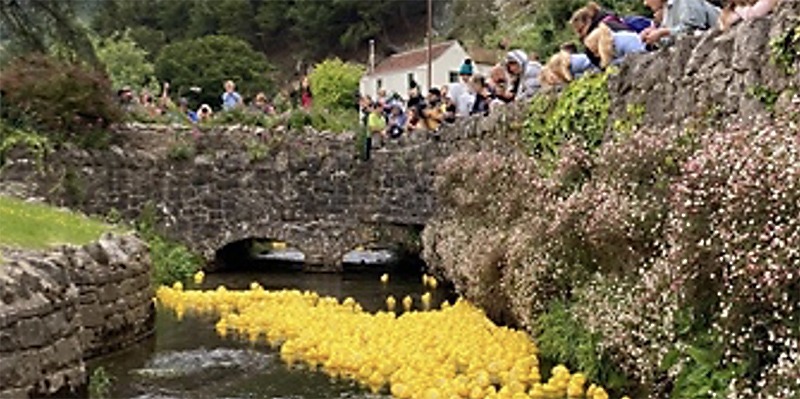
[0,197,154,397]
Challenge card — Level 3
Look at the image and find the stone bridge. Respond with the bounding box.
[2,0,798,271]
[0,108,524,271]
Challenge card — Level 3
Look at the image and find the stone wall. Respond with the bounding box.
[0,233,153,398]
[420,0,800,324]
[1,2,797,270]
[0,105,526,270]
[608,0,800,127]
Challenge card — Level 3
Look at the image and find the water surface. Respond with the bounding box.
[90,268,453,399]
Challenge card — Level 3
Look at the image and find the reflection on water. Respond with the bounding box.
[256,250,397,266]
[90,267,453,399]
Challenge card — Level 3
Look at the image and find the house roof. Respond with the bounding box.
[371,40,459,75]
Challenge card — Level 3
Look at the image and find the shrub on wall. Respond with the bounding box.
[426,109,800,397]
[308,58,364,111]
[524,71,611,163]
[0,54,122,141]
[136,203,201,286]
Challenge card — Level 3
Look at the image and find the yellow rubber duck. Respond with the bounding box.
[193,270,205,285]
[154,285,625,399]
[386,295,397,312]
[421,292,432,311]
[428,277,439,289]
[402,295,413,312]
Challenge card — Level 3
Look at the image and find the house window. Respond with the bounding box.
[449,72,459,83]
[407,73,415,88]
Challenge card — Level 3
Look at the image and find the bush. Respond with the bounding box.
[425,108,800,397]
[308,58,363,111]
[664,117,800,395]
[524,71,611,163]
[210,107,276,128]
[534,302,628,393]
[0,54,122,140]
[136,204,201,286]
[154,35,274,108]
[284,108,360,133]
[0,120,51,167]
[94,30,156,90]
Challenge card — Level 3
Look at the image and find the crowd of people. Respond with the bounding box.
[116,0,783,133]
[360,0,783,142]
[117,78,312,124]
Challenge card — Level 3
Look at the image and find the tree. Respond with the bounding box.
[0,54,122,139]
[308,58,364,111]
[447,0,498,46]
[0,0,98,64]
[154,35,274,108]
[94,30,156,90]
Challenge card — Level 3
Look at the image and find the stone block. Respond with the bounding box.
[98,283,117,304]
[42,311,68,340]
[79,304,105,327]
[16,318,47,349]
[0,351,20,386]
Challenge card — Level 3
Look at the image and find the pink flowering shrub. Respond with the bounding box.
[424,104,800,397]
[664,117,800,394]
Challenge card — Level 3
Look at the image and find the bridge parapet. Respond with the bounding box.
[0,105,525,270]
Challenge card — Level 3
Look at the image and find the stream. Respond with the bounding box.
[89,264,455,399]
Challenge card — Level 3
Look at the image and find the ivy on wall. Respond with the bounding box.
[523,71,611,164]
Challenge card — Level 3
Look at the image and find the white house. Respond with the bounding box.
[359,41,495,98]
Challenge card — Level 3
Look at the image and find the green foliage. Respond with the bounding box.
[210,107,276,128]
[0,0,98,64]
[664,332,744,399]
[88,366,113,399]
[246,142,268,162]
[286,108,360,133]
[447,0,498,45]
[0,121,51,168]
[63,167,85,205]
[94,30,155,90]
[747,85,780,113]
[167,141,195,161]
[0,54,122,141]
[769,16,800,75]
[308,58,364,111]
[612,103,645,135]
[154,35,274,108]
[91,0,427,65]
[534,302,628,391]
[136,203,201,286]
[485,0,647,58]
[524,71,611,162]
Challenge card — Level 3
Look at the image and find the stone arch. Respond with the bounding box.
[211,236,309,272]
[330,223,425,270]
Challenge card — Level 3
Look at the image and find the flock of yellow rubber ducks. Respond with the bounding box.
[156,272,628,399]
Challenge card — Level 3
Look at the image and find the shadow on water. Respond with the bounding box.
[89,255,455,399]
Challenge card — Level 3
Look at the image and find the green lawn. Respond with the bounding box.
[0,195,123,249]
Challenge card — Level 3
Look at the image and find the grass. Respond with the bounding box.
[0,195,124,249]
